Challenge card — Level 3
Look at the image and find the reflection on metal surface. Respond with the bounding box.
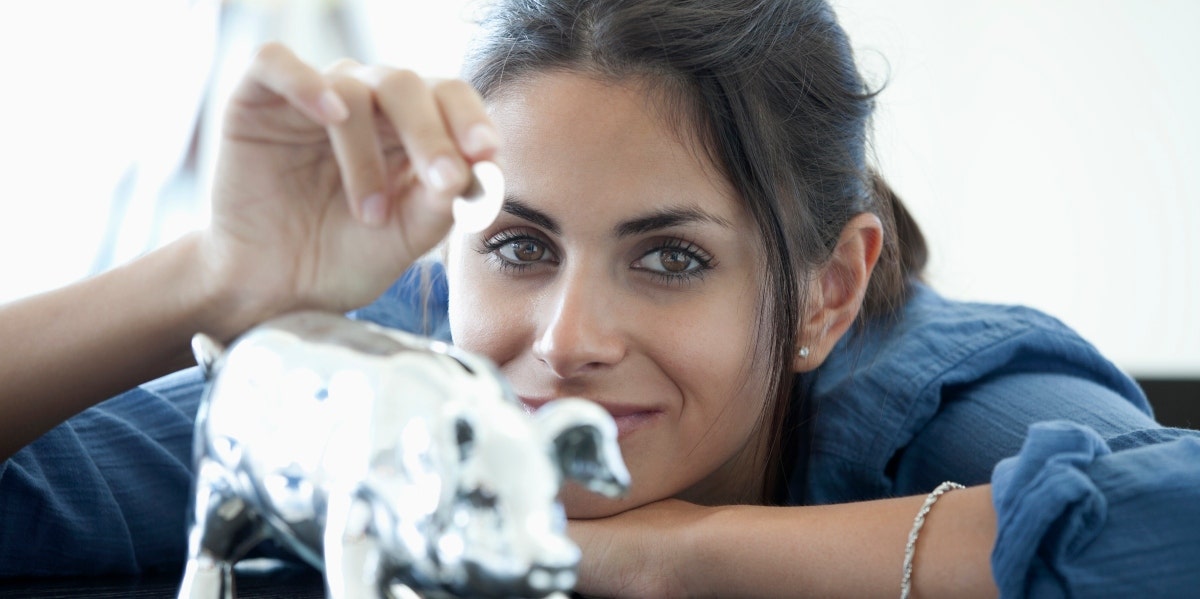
[177,311,629,599]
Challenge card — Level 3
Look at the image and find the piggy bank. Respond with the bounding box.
[176,311,630,599]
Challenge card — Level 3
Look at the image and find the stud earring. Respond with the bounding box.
[797,346,810,359]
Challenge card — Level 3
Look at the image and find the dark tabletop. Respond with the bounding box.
[0,561,325,598]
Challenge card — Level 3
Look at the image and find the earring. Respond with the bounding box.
[797,346,810,359]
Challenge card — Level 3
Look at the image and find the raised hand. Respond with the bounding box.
[200,42,500,334]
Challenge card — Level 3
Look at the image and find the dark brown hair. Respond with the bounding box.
[463,0,927,503]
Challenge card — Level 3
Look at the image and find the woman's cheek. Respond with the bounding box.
[448,273,516,359]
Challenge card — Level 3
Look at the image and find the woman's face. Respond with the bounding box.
[445,72,773,517]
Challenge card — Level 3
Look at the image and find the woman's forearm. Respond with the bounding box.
[0,231,251,461]
[686,485,999,598]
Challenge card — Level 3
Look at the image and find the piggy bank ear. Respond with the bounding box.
[536,398,631,498]
[191,333,226,380]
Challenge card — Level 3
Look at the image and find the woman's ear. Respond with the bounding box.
[793,213,883,372]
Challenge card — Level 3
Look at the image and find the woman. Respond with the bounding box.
[2,0,1197,596]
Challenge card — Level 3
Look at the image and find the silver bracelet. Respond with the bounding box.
[900,481,965,599]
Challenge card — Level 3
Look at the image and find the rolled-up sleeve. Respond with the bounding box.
[991,421,1200,598]
[891,370,1160,495]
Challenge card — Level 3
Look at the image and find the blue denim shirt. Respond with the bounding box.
[795,281,1200,597]
[3,266,1198,596]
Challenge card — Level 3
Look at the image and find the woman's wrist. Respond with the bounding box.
[680,504,746,596]
[106,231,246,368]
[681,492,999,599]
[681,501,906,598]
[188,229,295,345]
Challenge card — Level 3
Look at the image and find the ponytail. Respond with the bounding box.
[861,172,928,321]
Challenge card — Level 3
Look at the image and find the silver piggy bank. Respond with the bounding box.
[177,311,630,599]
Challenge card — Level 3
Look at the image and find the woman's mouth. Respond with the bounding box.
[519,396,662,438]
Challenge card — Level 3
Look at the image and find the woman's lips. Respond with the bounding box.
[606,410,661,437]
[519,396,662,438]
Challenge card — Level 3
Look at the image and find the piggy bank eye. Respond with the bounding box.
[465,487,498,509]
[455,417,475,461]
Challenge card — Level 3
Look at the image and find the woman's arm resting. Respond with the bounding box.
[570,485,999,598]
[573,423,1200,598]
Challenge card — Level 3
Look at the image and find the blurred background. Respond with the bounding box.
[0,1,1196,391]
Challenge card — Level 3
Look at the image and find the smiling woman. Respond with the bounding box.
[1,0,1199,597]
[447,72,776,516]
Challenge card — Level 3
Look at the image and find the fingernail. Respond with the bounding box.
[427,156,464,193]
[318,89,349,122]
[463,124,501,155]
[361,193,387,226]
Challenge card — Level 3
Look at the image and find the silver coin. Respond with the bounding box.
[452,161,505,233]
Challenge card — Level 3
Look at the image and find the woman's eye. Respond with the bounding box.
[653,248,697,273]
[497,238,547,263]
[633,244,710,276]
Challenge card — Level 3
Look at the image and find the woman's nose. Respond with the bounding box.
[532,270,626,378]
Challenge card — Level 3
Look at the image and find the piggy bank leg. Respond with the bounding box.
[178,459,266,599]
[179,556,234,599]
[324,491,386,599]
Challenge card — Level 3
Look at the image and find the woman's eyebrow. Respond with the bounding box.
[614,206,734,238]
[499,198,732,238]
[501,198,560,234]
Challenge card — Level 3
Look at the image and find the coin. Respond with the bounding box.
[452,161,505,233]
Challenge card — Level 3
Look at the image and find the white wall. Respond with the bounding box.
[1,1,1195,377]
[834,1,1200,377]
[0,0,219,300]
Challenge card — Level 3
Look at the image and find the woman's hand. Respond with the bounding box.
[569,499,713,598]
[0,44,499,459]
[199,42,499,339]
